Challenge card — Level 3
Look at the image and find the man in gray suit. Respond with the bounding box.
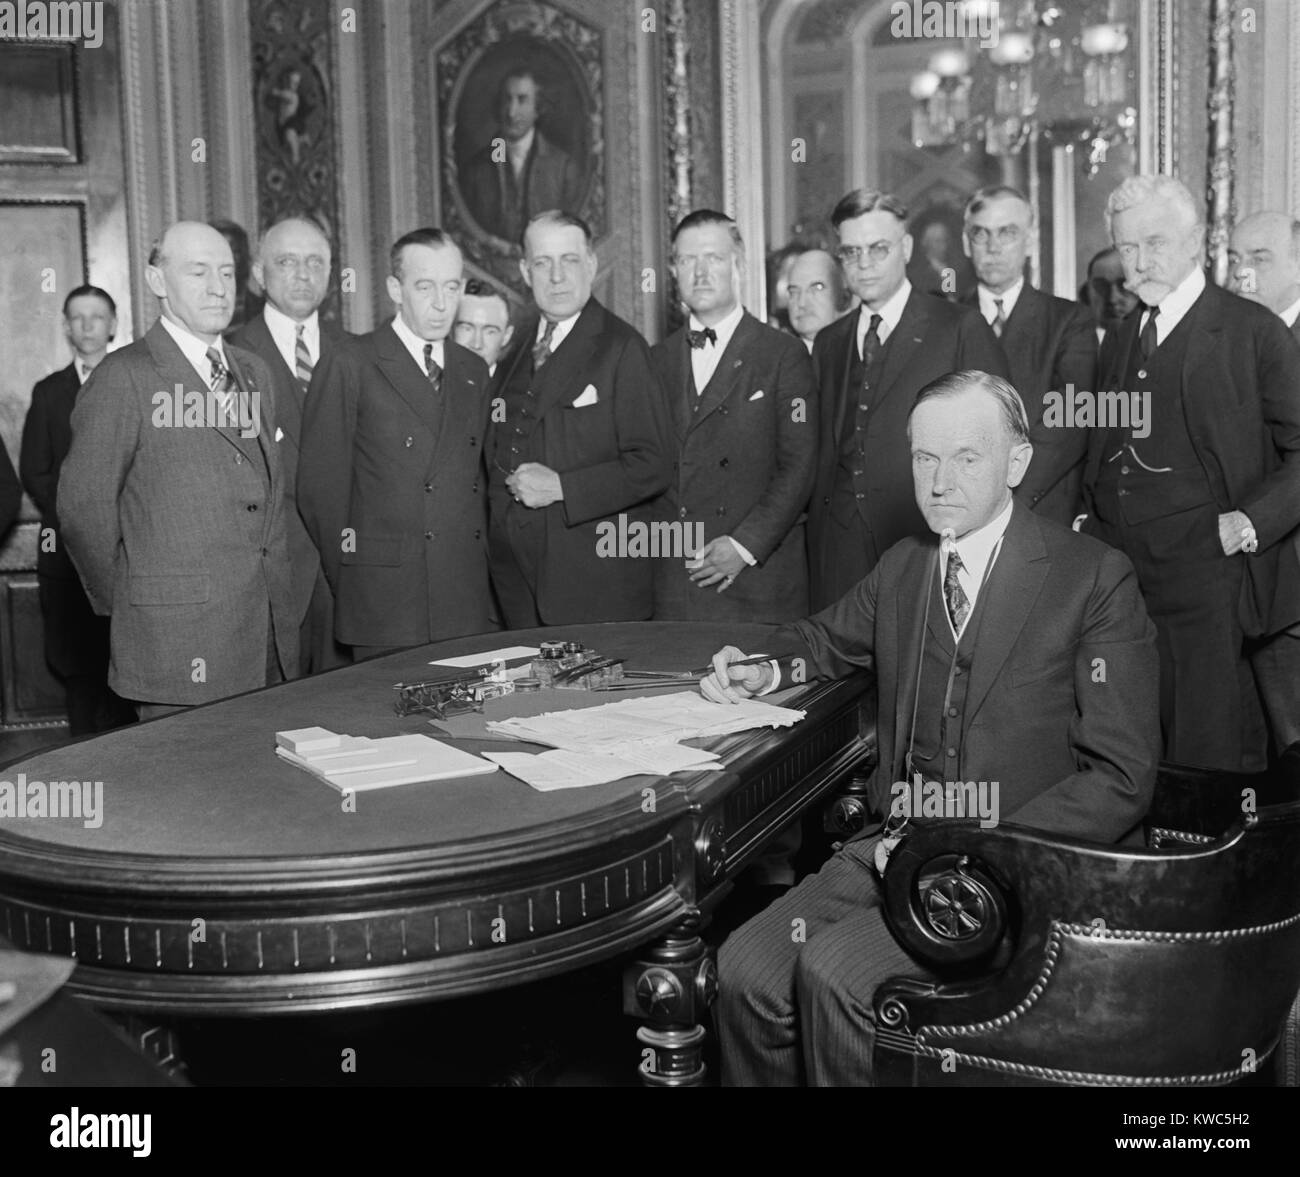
[1230,210,1300,752]
[59,221,298,718]
[228,215,348,675]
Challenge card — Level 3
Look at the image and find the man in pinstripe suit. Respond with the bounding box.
[701,371,1160,1085]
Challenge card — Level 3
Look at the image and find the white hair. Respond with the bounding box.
[1105,174,1202,237]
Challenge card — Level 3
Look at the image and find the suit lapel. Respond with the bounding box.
[690,312,757,430]
[374,321,441,434]
[244,313,306,438]
[877,290,929,403]
[427,342,478,471]
[893,541,942,775]
[1178,286,1222,430]
[964,506,1050,724]
[534,300,602,417]
[224,347,277,477]
[663,330,692,441]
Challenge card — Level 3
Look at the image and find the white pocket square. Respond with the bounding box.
[748,390,765,402]
[572,384,599,408]
[274,426,285,442]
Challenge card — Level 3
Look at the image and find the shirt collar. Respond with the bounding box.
[688,302,745,349]
[978,276,1024,323]
[507,127,536,166]
[535,308,582,351]
[159,313,225,386]
[1146,265,1205,335]
[263,301,319,349]
[945,497,1014,585]
[391,313,444,371]
[858,279,911,352]
[1279,294,1300,329]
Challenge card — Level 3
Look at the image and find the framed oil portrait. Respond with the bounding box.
[438,2,604,294]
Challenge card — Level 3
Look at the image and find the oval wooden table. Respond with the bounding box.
[0,621,874,1085]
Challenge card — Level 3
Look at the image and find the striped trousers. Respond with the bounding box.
[715,836,934,1086]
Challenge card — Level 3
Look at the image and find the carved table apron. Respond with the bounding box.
[0,621,874,1084]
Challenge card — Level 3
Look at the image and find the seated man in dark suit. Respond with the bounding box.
[20,284,134,734]
[962,186,1096,525]
[703,370,1160,1086]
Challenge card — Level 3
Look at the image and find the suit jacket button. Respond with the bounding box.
[1120,466,1131,475]
[716,507,726,516]
[425,483,433,492]
[247,504,258,512]
[822,496,830,505]
[405,436,414,447]
[678,507,688,519]
[719,458,729,468]
[261,547,268,556]
[425,531,434,540]
[1137,369,1147,379]
[474,529,481,540]
[234,453,243,464]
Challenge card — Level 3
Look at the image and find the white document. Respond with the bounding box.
[429,645,540,668]
[486,744,720,792]
[276,733,498,792]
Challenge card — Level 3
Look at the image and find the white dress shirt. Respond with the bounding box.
[856,279,911,359]
[688,302,745,394]
[507,127,535,180]
[1140,265,1205,346]
[263,302,320,374]
[941,497,1014,640]
[535,309,581,354]
[1279,294,1300,329]
[159,314,228,388]
[76,359,96,384]
[977,277,1024,328]
[391,314,444,375]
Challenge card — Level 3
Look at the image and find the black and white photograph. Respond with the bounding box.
[0,0,1297,1136]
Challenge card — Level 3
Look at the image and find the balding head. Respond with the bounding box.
[1229,211,1300,315]
[255,216,332,321]
[786,249,848,344]
[145,221,235,342]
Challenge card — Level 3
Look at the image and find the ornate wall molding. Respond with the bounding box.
[200,0,258,234]
[719,0,766,317]
[663,0,691,232]
[1138,0,1177,176]
[118,0,155,337]
[1290,4,1300,212]
[333,3,374,332]
[380,0,418,241]
[1204,0,1235,286]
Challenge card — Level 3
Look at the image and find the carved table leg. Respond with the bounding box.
[623,912,718,1087]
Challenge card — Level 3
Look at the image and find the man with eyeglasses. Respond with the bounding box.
[961,186,1097,525]
[298,227,499,658]
[487,210,672,626]
[1078,175,1300,773]
[808,189,1008,609]
[786,249,853,352]
[650,209,816,624]
[228,216,349,674]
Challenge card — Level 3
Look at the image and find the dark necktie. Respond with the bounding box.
[1139,305,1159,361]
[687,327,717,349]
[533,318,557,371]
[991,297,1006,338]
[294,323,314,393]
[423,343,441,393]
[944,549,971,635]
[861,313,883,368]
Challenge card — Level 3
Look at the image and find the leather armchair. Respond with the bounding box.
[872,746,1300,1086]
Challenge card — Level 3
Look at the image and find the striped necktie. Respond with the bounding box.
[206,346,237,424]
[294,323,314,393]
[992,298,1006,338]
[533,318,557,371]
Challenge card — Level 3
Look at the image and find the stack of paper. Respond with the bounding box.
[485,691,805,750]
[483,742,721,792]
[275,728,497,792]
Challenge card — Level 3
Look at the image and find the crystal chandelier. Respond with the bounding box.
[910,0,1138,173]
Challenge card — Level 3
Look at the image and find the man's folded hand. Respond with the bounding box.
[699,645,774,704]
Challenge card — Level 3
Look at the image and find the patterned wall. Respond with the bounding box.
[249,0,341,323]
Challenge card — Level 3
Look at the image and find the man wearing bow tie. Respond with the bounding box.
[1079,175,1300,773]
[487,210,672,626]
[650,209,817,622]
[59,222,297,716]
[298,227,497,658]
[704,370,1159,1086]
[809,189,1008,610]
